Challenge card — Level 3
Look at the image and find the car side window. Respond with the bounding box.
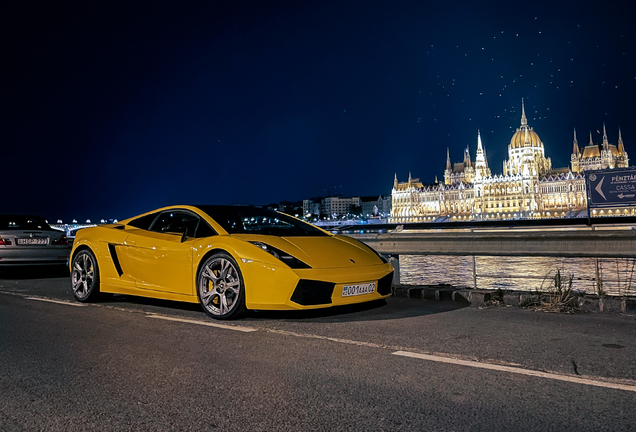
[195,220,217,238]
[128,213,159,230]
[148,211,216,238]
[149,212,197,236]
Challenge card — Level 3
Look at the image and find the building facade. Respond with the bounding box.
[361,195,392,218]
[303,196,362,218]
[391,101,631,222]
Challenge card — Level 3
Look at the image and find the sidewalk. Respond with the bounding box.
[393,284,636,315]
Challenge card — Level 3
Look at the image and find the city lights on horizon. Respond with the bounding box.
[51,218,118,226]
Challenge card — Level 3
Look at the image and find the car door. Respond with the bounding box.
[124,210,199,294]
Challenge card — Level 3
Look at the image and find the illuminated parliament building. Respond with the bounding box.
[390,101,630,222]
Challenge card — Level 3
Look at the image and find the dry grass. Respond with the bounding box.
[515,269,580,313]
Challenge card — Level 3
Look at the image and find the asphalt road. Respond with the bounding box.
[1,267,635,431]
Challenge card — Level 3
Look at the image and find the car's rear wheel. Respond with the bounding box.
[197,252,246,319]
[71,249,101,302]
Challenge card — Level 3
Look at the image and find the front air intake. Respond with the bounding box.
[290,280,335,306]
[377,271,394,296]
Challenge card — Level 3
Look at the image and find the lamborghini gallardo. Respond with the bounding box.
[70,205,394,319]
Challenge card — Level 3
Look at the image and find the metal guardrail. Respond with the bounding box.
[349,228,636,258]
[345,217,636,259]
[345,220,636,291]
[324,215,636,235]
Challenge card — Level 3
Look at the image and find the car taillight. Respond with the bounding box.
[0,237,12,245]
[52,235,68,246]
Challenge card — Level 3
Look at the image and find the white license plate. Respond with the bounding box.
[17,238,48,245]
[342,282,376,297]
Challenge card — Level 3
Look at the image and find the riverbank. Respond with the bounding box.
[393,284,636,315]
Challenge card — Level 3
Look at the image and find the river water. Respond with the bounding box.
[399,255,636,296]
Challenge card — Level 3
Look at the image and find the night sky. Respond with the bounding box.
[3,1,635,222]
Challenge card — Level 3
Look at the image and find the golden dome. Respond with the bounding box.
[509,100,543,149]
[509,126,543,149]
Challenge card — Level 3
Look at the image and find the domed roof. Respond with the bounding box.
[510,126,543,149]
[509,100,544,149]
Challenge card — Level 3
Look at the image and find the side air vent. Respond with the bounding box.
[377,271,394,296]
[290,280,335,306]
[108,244,124,276]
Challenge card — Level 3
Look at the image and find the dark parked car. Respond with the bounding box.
[0,214,70,266]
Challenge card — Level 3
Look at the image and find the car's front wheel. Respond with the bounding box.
[197,252,246,319]
[71,249,101,302]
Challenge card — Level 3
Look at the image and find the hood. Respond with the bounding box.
[231,234,382,269]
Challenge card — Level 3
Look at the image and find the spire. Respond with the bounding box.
[618,126,625,153]
[408,172,412,185]
[393,173,398,189]
[465,145,471,168]
[477,130,483,152]
[602,122,609,151]
[573,128,580,155]
[446,147,451,170]
[589,131,594,146]
[521,98,527,126]
[475,130,488,174]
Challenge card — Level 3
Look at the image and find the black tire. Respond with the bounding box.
[71,249,101,302]
[197,252,246,320]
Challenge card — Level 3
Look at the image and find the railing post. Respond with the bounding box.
[389,254,400,286]
[473,255,477,289]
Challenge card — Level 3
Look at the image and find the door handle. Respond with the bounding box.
[125,240,136,246]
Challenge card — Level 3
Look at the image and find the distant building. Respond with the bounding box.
[391,100,631,222]
[303,196,368,218]
[361,195,392,218]
[321,196,360,218]
[302,199,321,218]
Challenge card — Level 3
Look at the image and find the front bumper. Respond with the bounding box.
[242,261,394,310]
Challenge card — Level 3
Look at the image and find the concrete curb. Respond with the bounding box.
[392,285,636,314]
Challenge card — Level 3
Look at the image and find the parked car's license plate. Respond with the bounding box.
[342,282,376,297]
[17,238,47,245]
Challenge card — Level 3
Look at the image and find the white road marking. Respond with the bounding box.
[146,314,258,332]
[392,351,636,393]
[8,291,636,392]
[267,328,393,349]
[26,297,86,306]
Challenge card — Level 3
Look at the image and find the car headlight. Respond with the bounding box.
[249,242,311,269]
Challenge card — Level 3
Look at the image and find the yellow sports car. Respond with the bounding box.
[70,205,394,319]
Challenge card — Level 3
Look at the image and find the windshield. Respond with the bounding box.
[195,205,328,237]
[0,215,51,231]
